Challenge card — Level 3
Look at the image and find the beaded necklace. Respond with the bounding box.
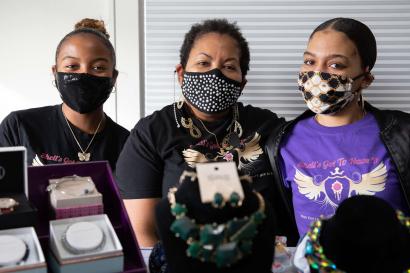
[305,210,410,273]
[167,175,266,268]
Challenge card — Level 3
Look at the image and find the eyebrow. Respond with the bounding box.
[61,56,109,62]
[61,56,79,61]
[93,57,109,63]
[304,51,349,61]
[197,52,212,58]
[197,53,238,62]
[225,57,239,63]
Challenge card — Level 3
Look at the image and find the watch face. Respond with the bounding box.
[0,198,17,209]
[0,235,27,266]
[63,221,104,253]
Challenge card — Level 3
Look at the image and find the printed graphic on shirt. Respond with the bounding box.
[31,153,77,166]
[294,162,387,210]
[183,132,263,171]
[32,155,44,166]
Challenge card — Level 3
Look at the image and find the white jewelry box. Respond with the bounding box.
[48,175,103,209]
[0,227,46,273]
[49,214,123,273]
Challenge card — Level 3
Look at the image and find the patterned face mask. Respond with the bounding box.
[182,68,242,114]
[298,71,365,114]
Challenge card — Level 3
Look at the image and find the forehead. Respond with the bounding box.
[57,33,112,61]
[190,32,240,59]
[307,29,358,59]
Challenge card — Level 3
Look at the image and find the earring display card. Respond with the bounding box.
[196,162,244,204]
[0,147,37,230]
[0,227,46,273]
[49,214,123,273]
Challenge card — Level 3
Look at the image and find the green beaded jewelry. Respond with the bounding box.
[305,210,410,273]
[168,186,266,268]
[212,192,225,208]
[229,191,242,207]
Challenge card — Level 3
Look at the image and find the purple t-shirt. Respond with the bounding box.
[279,113,408,236]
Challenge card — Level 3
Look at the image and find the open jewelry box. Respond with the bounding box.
[28,161,147,273]
[0,227,46,273]
[0,147,37,230]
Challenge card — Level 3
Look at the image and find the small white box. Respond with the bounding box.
[49,214,123,273]
[48,176,103,209]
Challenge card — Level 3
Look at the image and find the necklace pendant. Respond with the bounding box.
[78,152,91,162]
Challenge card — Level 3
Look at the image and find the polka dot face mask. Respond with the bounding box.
[182,68,242,114]
[298,71,365,115]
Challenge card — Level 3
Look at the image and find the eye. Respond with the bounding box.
[329,63,346,69]
[64,64,79,70]
[224,64,237,71]
[197,61,209,66]
[93,66,107,71]
[303,59,314,66]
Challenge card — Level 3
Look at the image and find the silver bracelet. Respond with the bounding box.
[61,221,105,255]
[47,175,96,197]
[0,235,29,267]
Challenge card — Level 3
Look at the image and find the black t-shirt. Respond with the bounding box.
[115,102,285,201]
[0,105,129,171]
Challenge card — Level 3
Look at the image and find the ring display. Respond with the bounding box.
[0,198,19,214]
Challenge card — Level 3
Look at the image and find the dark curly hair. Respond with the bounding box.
[179,18,250,77]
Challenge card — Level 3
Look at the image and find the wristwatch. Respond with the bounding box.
[47,175,96,197]
[61,221,105,254]
[0,235,29,267]
[0,198,19,214]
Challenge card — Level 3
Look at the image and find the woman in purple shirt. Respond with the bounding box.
[266,17,410,245]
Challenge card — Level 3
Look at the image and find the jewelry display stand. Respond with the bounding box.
[155,169,276,273]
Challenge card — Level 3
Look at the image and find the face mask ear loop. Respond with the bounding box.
[352,71,368,81]
[359,92,365,112]
[173,70,181,128]
[350,71,369,97]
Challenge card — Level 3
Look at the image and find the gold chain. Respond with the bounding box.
[62,111,104,158]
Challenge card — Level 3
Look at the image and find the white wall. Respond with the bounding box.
[0,0,141,130]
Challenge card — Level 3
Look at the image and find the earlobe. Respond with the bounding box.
[51,65,57,87]
[113,69,119,83]
[240,78,247,92]
[175,64,184,85]
[362,72,374,89]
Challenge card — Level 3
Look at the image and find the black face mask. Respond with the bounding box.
[55,72,114,114]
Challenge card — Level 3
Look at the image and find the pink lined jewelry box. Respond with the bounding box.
[28,161,147,273]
